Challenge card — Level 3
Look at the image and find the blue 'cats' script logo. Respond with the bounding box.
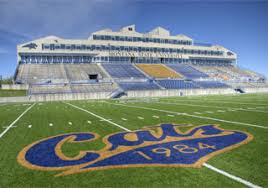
[17,124,253,176]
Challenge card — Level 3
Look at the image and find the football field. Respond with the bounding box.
[0,94,267,187]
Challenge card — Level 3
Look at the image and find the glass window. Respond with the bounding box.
[50,44,55,50]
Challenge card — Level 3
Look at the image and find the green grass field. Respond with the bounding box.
[0,94,267,187]
[0,89,27,97]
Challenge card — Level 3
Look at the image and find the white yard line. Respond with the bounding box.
[157,101,227,109]
[63,101,130,131]
[167,114,174,117]
[82,102,260,188]
[156,101,268,114]
[103,101,262,187]
[105,102,268,129]
[240,109,268,113]
[0,103,36,138]
[203,163,262,188]
[190,99,267,106]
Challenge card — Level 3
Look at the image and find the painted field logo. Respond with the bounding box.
[17,124,253,176]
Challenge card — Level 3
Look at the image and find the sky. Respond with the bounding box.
[0,0,267,78]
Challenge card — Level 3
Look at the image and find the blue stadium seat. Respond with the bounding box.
[102,63,146,78]
[118,82,160,91]
[157,80,200,89]
[194,81,230,88]
[167,64,209,79]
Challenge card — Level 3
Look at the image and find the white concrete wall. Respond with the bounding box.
[243,87,268,93]
[1,84,29,90]
[29,91,111,102]
[2,88,268,103]
[124,88,235,98]
[0,96,30,103]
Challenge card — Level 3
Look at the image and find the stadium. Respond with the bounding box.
[3,25,264,102]
[0,1,268,187]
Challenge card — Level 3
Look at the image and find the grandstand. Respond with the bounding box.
[167,64,208,79]
[16,64,68,84]
[157,80,199,89]
[136,64,182,78]
[195,81,230,89]
[118,81,160,91]
[102,63,146,79]
[64,64,109,83]
[7,25,266,101]
[70,83,118,93]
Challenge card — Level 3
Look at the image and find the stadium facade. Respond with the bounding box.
[13,25,267,101]
[17,25,236,66]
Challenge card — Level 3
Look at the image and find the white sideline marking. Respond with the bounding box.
[205,111,213,114]
[195,99,267,106]
[194,112,202,114]
[105,102,268,129]
[153,115,159,119]
[138,116,144,120]
[203,163,262,188]
[167,114,174,117]
[241,109,268,113]
[157,101,227,109]
[104,101,262,187]
[3,126,16,128]
[217,110,225,113]
[100,119,112,121]
[157,101,268,114]
[0,103,35,138]
[63,102,130,131]
[121,118,127,121]
[228,109,236,111]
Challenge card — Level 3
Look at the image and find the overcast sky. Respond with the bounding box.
[0,0,267,78]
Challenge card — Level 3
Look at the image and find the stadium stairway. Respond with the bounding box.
[108,88,127,98]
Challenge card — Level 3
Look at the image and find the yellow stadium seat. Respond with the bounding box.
[136,64,182,78]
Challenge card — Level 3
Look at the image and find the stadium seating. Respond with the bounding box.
[64,64,109,82]
[192,65,263,81]
[102,63,146,78]
[167,64,209,79]
[118,81,160,91]
[30,83,118,94]
[195,81,230,88]
[16,62,266,96]
[16,64,67,84]
[70,83,118,93]
[157,80,199,89]
[193,65,230,80]
[29,84,72,94]
[136,64,182,78]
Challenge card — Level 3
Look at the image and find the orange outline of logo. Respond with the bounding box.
[17,124,253,177]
